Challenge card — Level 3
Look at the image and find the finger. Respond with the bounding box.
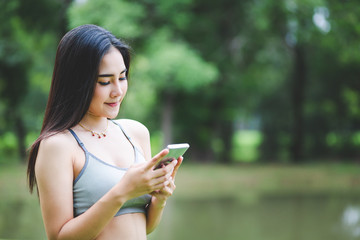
[166,178,175,192]
[164,159,178,173]
[150,174,170,187]
[152,180,170,191]
[153,185,171,194]
[162,186,173,196]
[169,178,175,188]
[150,190,170,199]
[152,165,170,178]
[171,156,183,180]
[146,149,169,170]
[152,158,178,178]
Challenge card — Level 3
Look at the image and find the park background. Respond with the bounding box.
[1,0,360,239]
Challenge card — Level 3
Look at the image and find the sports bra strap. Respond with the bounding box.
[68,128,88,152]
[69,121,140,161]
[111,120,136,149]
[112,120,145,164]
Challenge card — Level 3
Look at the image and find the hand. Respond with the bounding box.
[150,156,183,206]
[119,149,178,201]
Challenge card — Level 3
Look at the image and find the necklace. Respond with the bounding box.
[78,120,108,139]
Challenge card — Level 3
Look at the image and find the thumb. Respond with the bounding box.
[146,149,169,170]
[172,156,183,180]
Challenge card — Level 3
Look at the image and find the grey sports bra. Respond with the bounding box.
[69,121,152,217]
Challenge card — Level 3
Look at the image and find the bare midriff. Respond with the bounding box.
[96,212,147,240]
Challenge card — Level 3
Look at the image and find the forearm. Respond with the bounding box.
[146,197,167,234]
[54,186,127,240]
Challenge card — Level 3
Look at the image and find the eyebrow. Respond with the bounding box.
[98,68,127,77]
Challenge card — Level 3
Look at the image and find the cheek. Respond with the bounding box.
[90,87,106,107]
[94,86,107,99]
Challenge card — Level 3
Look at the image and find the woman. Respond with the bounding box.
[27,24,182,240]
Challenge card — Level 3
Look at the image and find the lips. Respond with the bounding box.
[105,102,119,107]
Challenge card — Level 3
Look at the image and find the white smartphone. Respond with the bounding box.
[154,143,190,169]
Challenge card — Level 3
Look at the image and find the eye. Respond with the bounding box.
[119,77,127,81]
[98,81,110,86]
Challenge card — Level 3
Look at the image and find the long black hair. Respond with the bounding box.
[27,24,131,193]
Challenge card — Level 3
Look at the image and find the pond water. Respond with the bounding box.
[1,194,359,239]
[149,195,360,240]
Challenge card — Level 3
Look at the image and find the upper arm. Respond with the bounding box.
[116,119,152,161]
[35,133,75,239]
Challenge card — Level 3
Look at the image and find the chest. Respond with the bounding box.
[80,133,136,167]
[72,134,139,182]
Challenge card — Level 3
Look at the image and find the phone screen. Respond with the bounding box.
[154,143,189,169]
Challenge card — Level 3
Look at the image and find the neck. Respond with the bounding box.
[80,114,109,132]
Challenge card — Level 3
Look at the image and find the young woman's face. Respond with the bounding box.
[87,46,128,119]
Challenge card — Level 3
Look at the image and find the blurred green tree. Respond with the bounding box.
[240,0,360,162]
[2,0,358,164]
[172,0,255,162]
[162,0,360,162]
[68,0,218,146]
[0,0,72,161]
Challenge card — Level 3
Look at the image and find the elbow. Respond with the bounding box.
[146,221,156,235]
[46,228,68,240]
[48,232,65,240]
[45,229,59,240]
[146,227,155,235]
[47,235,58,240]
[146,220,159,235]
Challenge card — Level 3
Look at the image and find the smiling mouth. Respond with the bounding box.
[106,102,119,107]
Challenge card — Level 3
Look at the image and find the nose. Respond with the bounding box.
[110,82,123,98]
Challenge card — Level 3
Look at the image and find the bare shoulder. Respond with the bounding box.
[40,131,75,148]
[114,119,151,158]
[114,119,150,140]
[38,131,76,157]
[35,131,78,238]
[36,131,77,173]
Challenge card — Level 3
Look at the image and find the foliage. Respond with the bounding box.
[0,0,65,161]
[232,130,263,162]
[143,29,218,93]
[68,0,218,146]
[1,0,360,163]
[68,0,144,39]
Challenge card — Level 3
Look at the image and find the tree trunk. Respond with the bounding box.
[161,91,174,147]
[218,120,234,163]
[15,116,27,162]
[291,45,306,162]
[209,83,235,163]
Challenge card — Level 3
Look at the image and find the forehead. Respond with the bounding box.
[98,46,126,73]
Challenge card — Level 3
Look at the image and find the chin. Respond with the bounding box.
[107,112,120,119]
[107,115,117,120]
